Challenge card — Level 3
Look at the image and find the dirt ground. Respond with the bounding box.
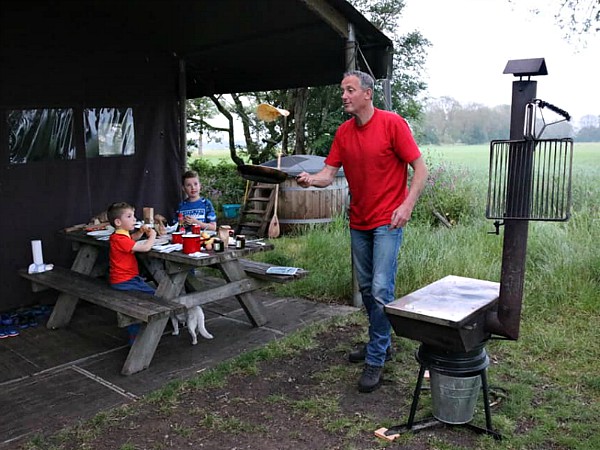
[38,323,489,450]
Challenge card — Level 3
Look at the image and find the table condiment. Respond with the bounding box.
[213,238,224,253]
[178,213,185,232]
[218,225,231,244]
[235,235,245,249]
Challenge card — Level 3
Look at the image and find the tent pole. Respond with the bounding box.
[346,23,363,308]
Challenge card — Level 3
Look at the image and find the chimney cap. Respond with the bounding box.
[503,58,548,77]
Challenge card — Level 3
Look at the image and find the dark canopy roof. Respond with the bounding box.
[2,0,393,98]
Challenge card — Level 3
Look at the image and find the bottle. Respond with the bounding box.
[178,213,185,232]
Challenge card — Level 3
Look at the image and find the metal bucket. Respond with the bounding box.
[430,371,481,424]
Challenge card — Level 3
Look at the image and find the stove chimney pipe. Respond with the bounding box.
[486,58,547,340]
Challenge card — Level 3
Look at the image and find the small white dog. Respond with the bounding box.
[170,306,213,345]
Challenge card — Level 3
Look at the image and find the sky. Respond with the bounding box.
[397,0,599,126]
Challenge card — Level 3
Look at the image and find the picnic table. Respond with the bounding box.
[20,229,306,375]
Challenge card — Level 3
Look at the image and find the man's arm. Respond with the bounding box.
[296,164,339,188]
[390,156,428,229]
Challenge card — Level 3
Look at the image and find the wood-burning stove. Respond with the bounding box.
[376,58,573,442]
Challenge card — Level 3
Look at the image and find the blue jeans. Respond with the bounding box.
[111,275,156,295]
[111,276,155,344]
[351,225,403,367]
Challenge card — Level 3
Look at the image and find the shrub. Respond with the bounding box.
[189,158,247,213]
[411,153,482,226]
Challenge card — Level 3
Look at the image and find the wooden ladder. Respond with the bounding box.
[236,182,276,237]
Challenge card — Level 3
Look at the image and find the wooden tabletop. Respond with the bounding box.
[62,229,274,268]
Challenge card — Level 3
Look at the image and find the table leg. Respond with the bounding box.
[121,317,169,375]
[47,244,100,329]
[218,259,268,327]
[139,256,188,299]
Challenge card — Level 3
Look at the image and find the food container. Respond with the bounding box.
[171,231,184,244]
[218,225,231,244]
[182,234,201,254]
[213,238,224,253]
[235,234,246,249]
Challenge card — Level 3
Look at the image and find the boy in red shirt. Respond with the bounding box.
[107,202,157,344]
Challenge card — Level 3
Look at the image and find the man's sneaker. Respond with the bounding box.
[348,344,393,363]
[358,364,383,393]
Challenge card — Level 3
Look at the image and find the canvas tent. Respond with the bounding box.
[0,0,392,310]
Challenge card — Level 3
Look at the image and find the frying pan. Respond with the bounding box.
[237,164,287,184]
[235,103,291,185]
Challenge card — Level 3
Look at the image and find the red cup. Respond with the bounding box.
[182,234,201,254]
[171,231,184,244]
[192,224,202,235]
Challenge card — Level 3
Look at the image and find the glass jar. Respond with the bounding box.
[213,238,224,253]
[235,234,246,249]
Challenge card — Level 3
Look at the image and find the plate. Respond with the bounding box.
[154,237,170,246]
[87,227,114,237]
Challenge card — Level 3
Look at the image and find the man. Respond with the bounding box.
[296,70,428,393]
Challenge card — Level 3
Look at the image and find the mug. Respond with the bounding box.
[171,231,184,244]
[192,224,202,235]
[182,234,201,254]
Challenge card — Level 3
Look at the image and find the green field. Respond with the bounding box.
[422,141,600,174]
[193,141,600,171]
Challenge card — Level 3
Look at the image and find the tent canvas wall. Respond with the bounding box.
[0,0,392,310]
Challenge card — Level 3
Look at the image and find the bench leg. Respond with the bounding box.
[218,260,268,327]
[46,293,79,329]
[47,244,100,329]
[121,317,169,376]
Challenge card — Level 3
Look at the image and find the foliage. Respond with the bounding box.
[186,97,220,152]
[351,0,430,118]
[411,149,483,226]
[188,158,246,212]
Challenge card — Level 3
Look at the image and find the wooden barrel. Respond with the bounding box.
[277,175,348,231]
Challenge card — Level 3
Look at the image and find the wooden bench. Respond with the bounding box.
[239,259,309,283]
[19,266,185,375]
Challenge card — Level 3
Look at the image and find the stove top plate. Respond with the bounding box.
[386,275,500,327]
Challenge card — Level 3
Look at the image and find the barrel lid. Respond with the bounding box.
[261,155,345,177]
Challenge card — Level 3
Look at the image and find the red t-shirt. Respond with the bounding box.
[109,230,139,284]
[325,108,422,230]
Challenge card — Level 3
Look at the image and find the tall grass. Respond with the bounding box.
[260,143,599,302]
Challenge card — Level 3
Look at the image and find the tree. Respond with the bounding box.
[418,98,512,145]
[510,0,600,42]
[555,0,599,39]
[185,98,219,156]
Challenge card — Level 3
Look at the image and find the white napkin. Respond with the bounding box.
[153,243,183,253]
[186,251,210,258]
[28,263,54,274]
[165,224,179,233]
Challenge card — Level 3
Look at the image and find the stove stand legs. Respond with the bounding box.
[375,364,502,442]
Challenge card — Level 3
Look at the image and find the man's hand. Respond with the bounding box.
[295,165,338,189]
[296,171,312,188]
[390,204,412,229]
